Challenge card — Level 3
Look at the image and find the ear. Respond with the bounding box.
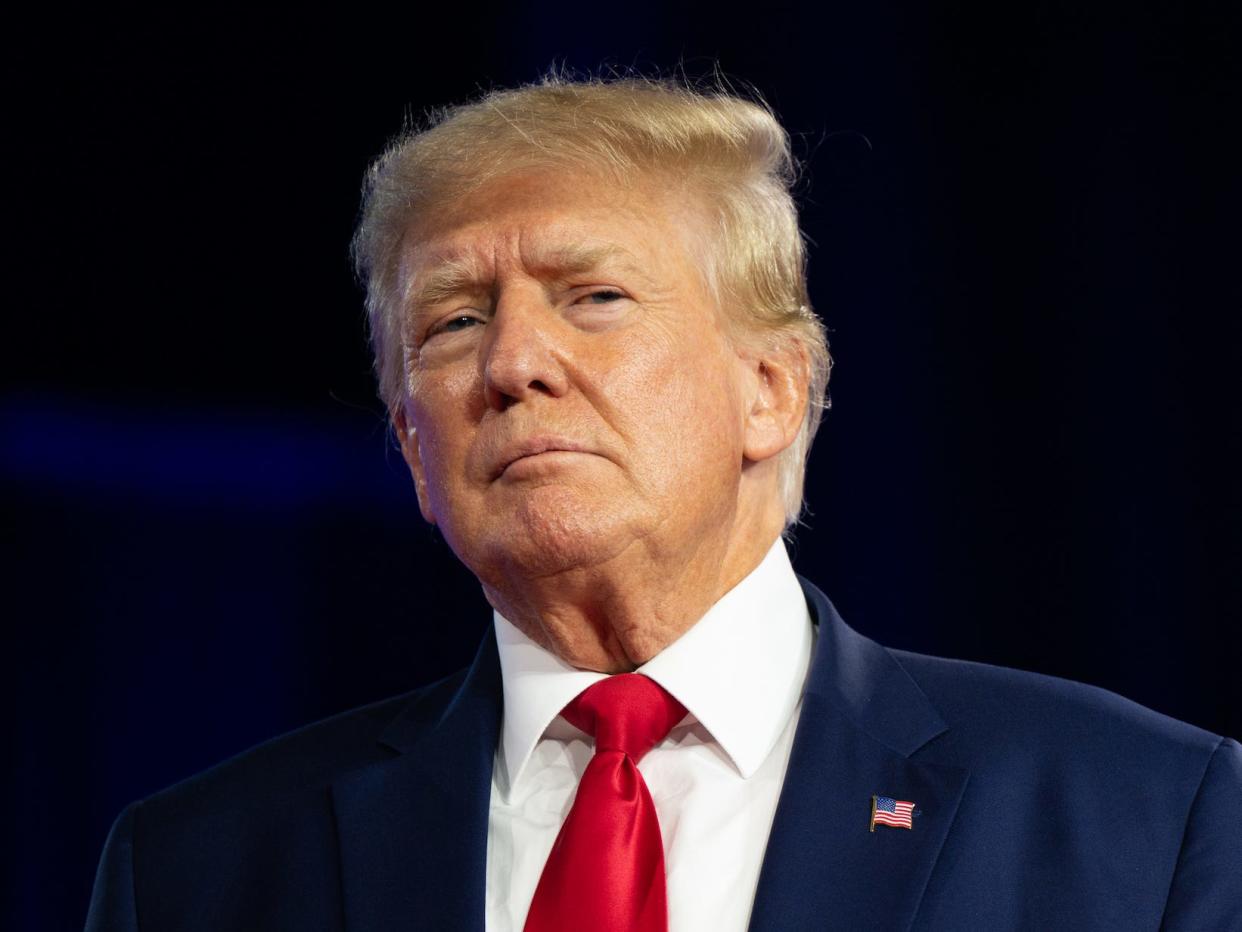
[392,404,437,525]
[741,339,810,463]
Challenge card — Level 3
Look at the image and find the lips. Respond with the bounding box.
[491,436,595,479]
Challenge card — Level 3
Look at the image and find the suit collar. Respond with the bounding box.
[332,628,502,932]
[796,577,948,757]
[747,578,970,932]
[374,626,502,757]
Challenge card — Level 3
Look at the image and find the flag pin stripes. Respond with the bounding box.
[870,795,916,831]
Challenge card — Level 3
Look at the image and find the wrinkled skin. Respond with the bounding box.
[393,170,808,672]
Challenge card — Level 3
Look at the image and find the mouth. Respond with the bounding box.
[492,437,596,480]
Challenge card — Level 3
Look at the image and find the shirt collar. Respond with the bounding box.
[493,537,813,796]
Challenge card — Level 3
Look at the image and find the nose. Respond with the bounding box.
[479,290,569,411]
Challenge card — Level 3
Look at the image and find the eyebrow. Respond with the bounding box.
[529,243,639,279]
[405,243,647,313]
[406,255,490,312]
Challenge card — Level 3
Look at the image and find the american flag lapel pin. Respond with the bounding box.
[870,795,916,832]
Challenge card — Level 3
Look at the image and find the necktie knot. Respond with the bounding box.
[561,673,686,761]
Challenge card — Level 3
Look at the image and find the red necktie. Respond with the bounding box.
[523,673,688,932]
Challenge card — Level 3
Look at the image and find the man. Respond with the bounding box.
[87,77,1240,931]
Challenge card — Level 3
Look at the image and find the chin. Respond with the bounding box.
[474,485,640,579]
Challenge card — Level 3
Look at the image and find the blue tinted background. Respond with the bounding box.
[6,4,1239,929]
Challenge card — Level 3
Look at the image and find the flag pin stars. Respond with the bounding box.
[870,795,916,832]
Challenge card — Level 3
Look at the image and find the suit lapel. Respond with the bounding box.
[748,582,970,932]
[332,629,502,932]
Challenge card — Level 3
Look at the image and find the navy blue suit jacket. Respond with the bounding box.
[87,580,1242,930]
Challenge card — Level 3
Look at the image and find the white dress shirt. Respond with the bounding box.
[485,538,815,932]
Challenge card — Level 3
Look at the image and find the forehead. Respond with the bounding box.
[398,170,710,290]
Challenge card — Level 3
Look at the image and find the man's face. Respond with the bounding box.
[395,170,757,592]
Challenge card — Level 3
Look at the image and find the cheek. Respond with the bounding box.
[409,394,474,486]
[605,340,745,480]
[411,359,482,430]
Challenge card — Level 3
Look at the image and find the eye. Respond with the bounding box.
[576,289,627,305]
[427,314,483,339]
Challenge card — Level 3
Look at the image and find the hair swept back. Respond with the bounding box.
[352,70,831,528]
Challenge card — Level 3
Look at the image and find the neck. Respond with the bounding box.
[481,495,786,673]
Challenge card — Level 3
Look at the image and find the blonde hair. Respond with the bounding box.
[352,74,831,527]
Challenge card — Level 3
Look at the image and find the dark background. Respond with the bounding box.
[6,3,1239,928]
